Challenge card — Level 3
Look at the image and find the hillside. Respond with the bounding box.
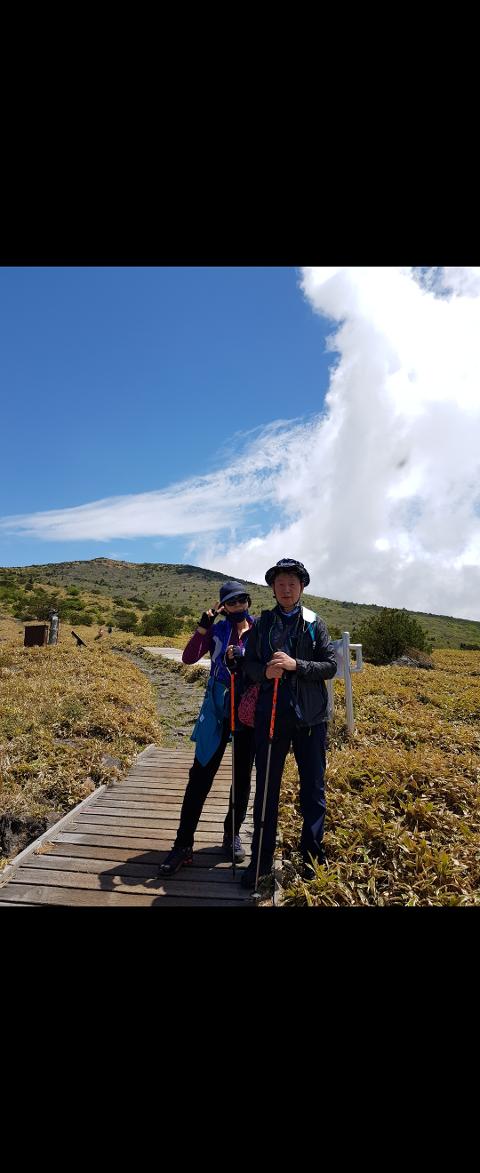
[1,558,479,648]
[1,634,479,902]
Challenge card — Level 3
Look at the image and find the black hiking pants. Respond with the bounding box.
[176,720,255,848]
[250,710,327,870]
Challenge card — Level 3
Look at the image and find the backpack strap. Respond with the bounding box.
[301,605,317,643]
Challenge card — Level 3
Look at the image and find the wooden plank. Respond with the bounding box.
[106,790,233,800]
[71,813,233,831]
[0,901,40,907]
[111,779,241,789]
[127,763,232,769]
[31,842,243,868]
[72,812,254,834]
[127,763,231,770]
[0,884,246,907]
[67,820,244,841]
[129,760,233,767]
[121,780,234,790]
[2,866,249,901]
[99,794,240,808]
[126,774,236,781]
[124,776,233,786]
[124,781,235,788]
[127,765,234,774]
[107,790,231,800]
[88,805,252,821]
[81,804,242,822]
[55,831,242,853]
[21,855,245,883]
[124,762,235,770]
[85,812,254,830]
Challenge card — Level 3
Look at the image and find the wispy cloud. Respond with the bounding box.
[1,267,479,619]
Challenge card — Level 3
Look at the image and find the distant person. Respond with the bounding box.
[160,581,255,875]
[240,558,337,888]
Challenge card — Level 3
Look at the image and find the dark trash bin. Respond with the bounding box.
[24,623,49,647]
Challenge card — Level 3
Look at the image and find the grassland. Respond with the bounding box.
[278,649,480,905]
[1,559,479,903]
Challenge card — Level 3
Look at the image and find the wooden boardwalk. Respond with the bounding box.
[0,745,255,907]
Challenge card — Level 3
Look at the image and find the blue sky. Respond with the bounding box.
[0,266,332,568]
[1,266,479,620]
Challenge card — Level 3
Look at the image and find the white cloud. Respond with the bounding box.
[195,267,480,620]
[1,267,479,620]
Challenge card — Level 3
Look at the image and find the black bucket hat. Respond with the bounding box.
[265,558,310,587]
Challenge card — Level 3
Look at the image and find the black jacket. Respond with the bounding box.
[243,605,337,727]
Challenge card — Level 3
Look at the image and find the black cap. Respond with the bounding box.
[265,558,310,587]
[219,579,249,604]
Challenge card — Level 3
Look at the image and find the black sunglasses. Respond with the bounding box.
[225,594,248,606]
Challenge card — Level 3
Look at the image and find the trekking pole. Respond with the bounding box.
[253,676,279,898]
[230,668,236,877]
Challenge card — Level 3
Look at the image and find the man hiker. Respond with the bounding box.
[241,558,337,889]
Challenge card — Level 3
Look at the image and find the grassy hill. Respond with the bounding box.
[1,557,479,648]
[1,633,479,902]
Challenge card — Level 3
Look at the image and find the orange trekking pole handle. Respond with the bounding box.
[269,677,279,741]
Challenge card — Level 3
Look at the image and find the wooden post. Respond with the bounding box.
[48,610,59,645]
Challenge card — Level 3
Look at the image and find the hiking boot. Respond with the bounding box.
[240,859,272,889]
[159,844,193,876]
[223,833,246,863]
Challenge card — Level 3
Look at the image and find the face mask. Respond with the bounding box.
[226,610,249,623]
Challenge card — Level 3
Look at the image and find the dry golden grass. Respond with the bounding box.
[279,650,480,906]
[0,638,161,867]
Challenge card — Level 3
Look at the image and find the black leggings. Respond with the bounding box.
[175,720,255,848]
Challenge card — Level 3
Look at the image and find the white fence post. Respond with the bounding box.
[329,632,363,733]
[326,678,334,720]
[342,630,355,734]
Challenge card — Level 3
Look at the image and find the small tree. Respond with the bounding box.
[140,605,182,637]
[113,609,138,632]
[352,608,432,665]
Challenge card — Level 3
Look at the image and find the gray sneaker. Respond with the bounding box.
[222,834,246,863]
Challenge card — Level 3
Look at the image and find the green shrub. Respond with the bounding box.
[69,610,91,626]
[353,609,432,665]
[113,609,138,632]
[140,605,183,637]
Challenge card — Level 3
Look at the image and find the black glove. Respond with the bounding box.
[229,645,245,672]
[199,610,215,629]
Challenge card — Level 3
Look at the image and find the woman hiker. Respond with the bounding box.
[159,580,256,875]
